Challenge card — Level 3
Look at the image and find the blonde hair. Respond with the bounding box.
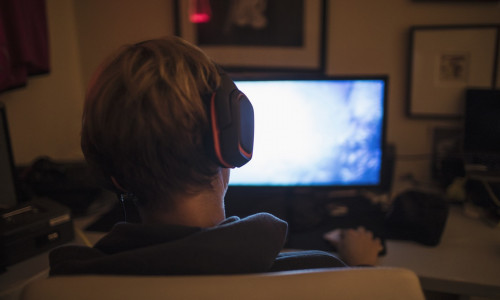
[81,36,221,208]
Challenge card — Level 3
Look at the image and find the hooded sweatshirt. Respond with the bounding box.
[49,213,346,276]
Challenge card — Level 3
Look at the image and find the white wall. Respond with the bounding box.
[1,0,500,183]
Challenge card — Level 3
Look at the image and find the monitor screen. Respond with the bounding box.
[463,89,500,170]
[229,76,388,189]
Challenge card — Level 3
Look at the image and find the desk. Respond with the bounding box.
[381,205,500,299]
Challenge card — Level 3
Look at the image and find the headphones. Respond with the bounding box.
[206,68,254,168]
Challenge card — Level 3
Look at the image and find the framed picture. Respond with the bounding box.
[174,0,326,72]
[406,25,500,118]
[412,0,499,2]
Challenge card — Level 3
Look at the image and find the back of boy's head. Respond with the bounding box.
[81,36,221,209]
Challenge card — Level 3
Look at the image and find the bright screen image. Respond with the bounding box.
[229,79,386,187]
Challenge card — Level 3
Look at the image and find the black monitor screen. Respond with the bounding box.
[463,89,500,168]
[229,76,388,189]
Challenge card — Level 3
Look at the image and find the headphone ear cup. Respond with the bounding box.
[209,73,254,168]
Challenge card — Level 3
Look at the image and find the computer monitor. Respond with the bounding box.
[463,88,500,172]
[0,103,18,209]
[228,75,388,193]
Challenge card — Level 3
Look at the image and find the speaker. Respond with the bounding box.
[379,143,396,192]
[207,70,254,168]
[385,190,449,246]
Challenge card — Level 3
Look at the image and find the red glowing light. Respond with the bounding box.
[189,0,212,23]
[190,13,211,23]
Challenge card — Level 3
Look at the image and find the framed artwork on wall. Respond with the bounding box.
[406,24,500,118]
[412,0,499,2]
[174,0,326,72]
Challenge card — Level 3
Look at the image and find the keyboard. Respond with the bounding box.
[285,195,387,256]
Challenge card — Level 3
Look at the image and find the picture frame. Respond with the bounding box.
[406,24,500,118]
[412,0,499,2]
[174,0,326,72]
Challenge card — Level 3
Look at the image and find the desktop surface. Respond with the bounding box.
[381,205,500,298]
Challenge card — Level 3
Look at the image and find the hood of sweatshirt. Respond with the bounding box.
[49,213,288,276]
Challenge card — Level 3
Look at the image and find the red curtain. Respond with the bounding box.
[0,0,50,93]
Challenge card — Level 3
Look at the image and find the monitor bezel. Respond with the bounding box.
[0,102,20,209]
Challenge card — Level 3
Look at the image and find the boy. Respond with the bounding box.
[49,36,382,275]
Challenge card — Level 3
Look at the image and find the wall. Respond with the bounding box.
[73,0,174,88]
[1,0,84,165]
[1,0,499,183]
[0,0,174,165]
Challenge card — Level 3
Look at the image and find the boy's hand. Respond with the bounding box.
[324,227,383,266]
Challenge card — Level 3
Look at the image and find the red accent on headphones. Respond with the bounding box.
[210,92,231,168]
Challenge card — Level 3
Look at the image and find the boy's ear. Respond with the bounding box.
[111,176,127,192]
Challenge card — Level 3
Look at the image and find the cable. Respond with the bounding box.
[120,193,128,222]
[74,227,92,247]
[481,180,500,207]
